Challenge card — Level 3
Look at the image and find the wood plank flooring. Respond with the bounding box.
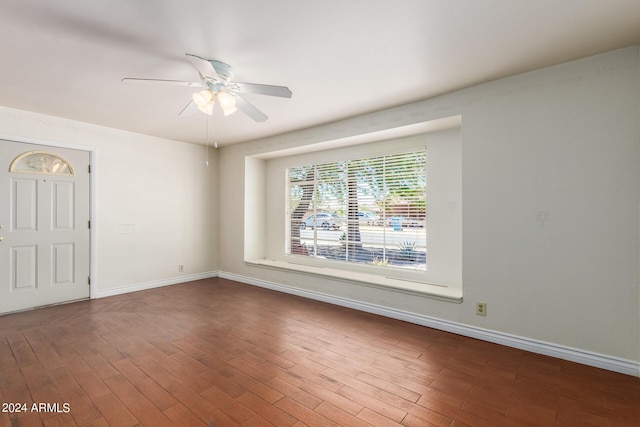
[1,278,638,426]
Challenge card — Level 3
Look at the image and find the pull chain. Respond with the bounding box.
[205,117,209,167]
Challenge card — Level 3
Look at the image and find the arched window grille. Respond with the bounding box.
[9,151,74,176]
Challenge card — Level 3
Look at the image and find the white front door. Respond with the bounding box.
[0,140,90,314]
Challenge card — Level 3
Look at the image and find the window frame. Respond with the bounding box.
[245,126,462,302]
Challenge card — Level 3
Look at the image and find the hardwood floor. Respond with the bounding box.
[1,278,638,427]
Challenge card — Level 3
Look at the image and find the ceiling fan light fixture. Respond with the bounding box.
[193,89,215,115]
[192,89,212,107]
[217,91,237,116]
[222,106,238,116]
[200,101,215,115]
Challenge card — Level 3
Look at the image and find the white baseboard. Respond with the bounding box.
[93,271,219,299]
[219,271,640,378]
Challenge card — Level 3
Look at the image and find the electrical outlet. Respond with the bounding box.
[476,302,487,316]
[178,264,184,273]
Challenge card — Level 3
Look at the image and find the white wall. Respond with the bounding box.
[0,107,218,295]
[218,46,640,365]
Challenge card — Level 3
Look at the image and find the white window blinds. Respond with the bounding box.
[286,150,427,270]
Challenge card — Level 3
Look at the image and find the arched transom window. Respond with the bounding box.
[9,151,74,176]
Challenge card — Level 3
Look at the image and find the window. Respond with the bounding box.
[9,151,74,176]
[286,150,427,271]
[248,125,461,300]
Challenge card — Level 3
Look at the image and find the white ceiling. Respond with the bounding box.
[1,0,639,146]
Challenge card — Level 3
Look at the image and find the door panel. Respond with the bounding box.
[1,140,90,314]
[12,245,37,289]
[52,243,75,285]
[52,181,75,229]
[13,178,37,230]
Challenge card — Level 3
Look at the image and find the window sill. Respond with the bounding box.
[245,259,463,303]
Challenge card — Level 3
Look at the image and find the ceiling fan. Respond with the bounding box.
[122,54,292,122]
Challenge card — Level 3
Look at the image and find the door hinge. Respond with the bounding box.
[88,164,91,173]
[88,276,91,285]
[88,220,91,229]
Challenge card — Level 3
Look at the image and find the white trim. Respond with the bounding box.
[94,271,219,299]
[89,148,97,299]
[219,270,640,377]
[245,259,462,303]
[254,116,461,159]
[0,133,93,152]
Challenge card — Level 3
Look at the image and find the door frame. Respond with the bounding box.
[0,133,96,299]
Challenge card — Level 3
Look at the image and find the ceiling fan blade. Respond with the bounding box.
[178,99,198,117]
[122,77,205,88]
[233,92,268,122]
[234,82,292,98]
[186,53,219,80]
